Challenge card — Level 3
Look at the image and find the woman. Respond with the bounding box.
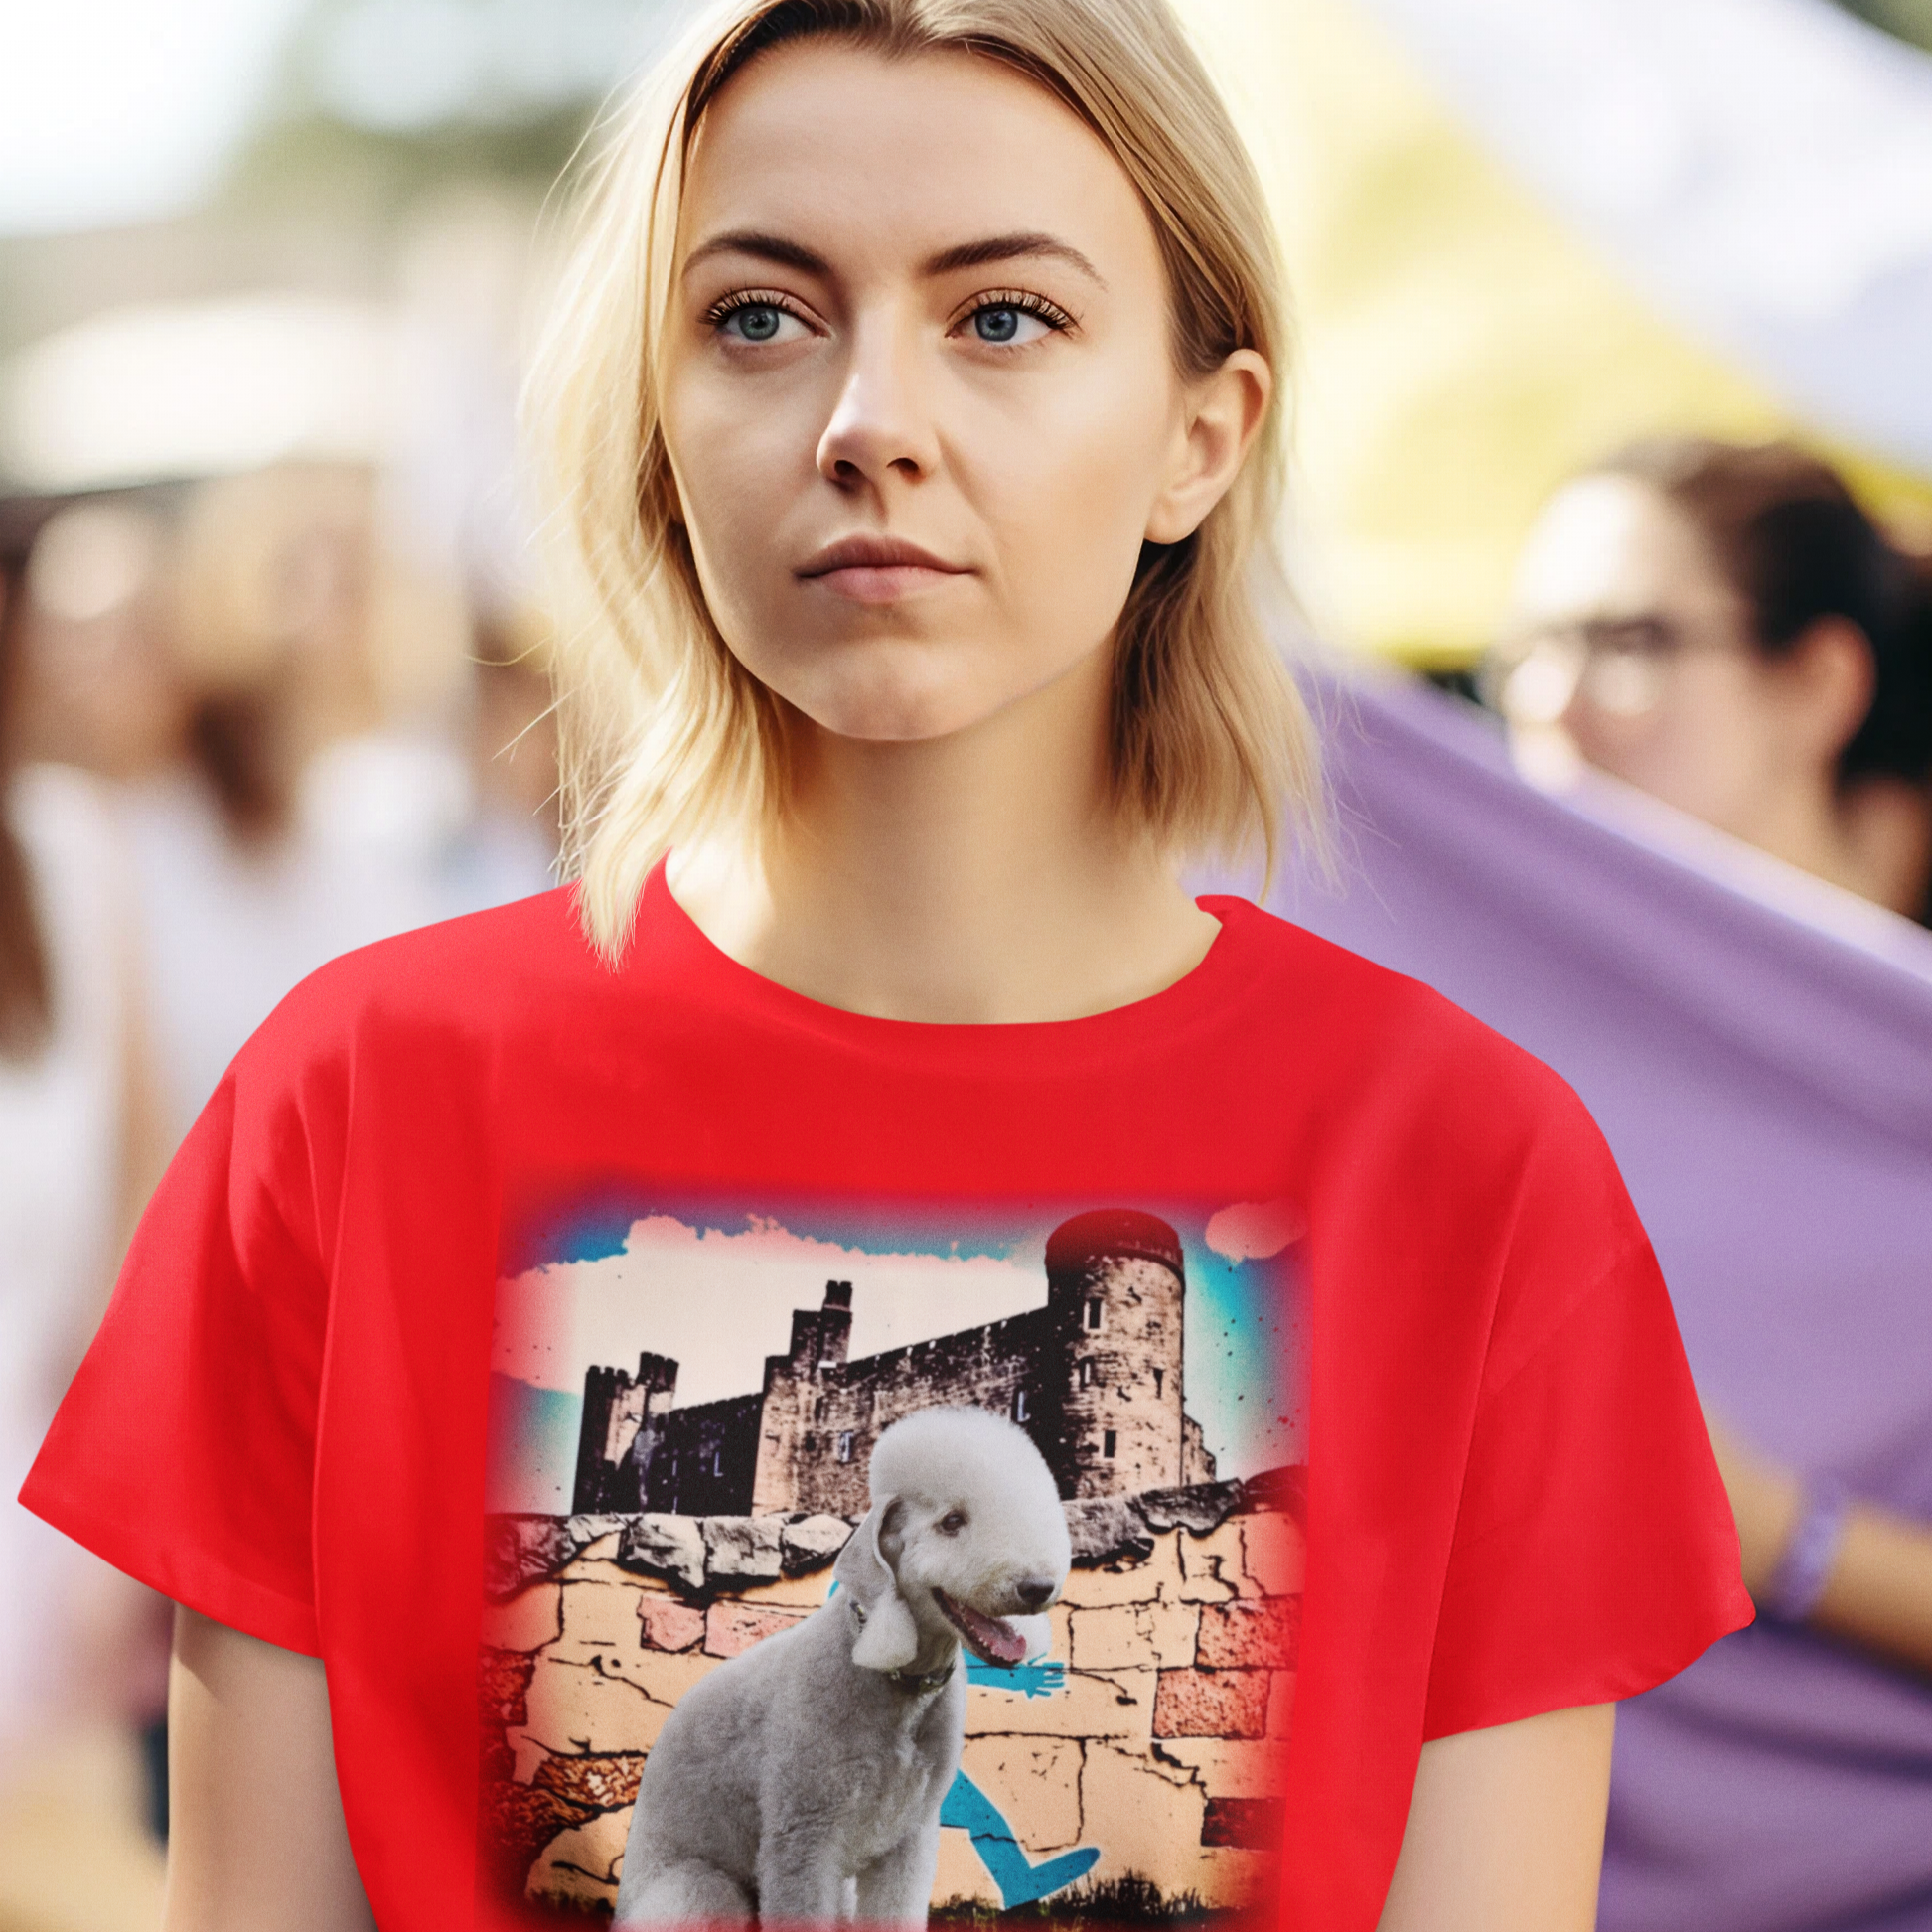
[23,6,1746,1929]
[116,464,470,1142]
[0,526,165,1784]
[1498,439,1932,1931]
[1497,438,1932,922]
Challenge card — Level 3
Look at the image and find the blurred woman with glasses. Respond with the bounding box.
[1495,438,1932,922]
[1495,437,1932,1932]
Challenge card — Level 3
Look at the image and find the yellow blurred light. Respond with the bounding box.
[1175,0,1932,667]
[0,296,399,494]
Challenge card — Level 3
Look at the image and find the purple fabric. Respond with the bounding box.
[1231,671,1932,1932]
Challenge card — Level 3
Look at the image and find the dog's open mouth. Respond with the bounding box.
[933,1589,1031,1666]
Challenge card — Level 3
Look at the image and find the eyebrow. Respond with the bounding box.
[682,228,1107,288]
[684,229,830,276]
[919,232,1106,287]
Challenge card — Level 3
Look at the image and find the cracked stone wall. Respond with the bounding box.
[479,1474,1300,1919]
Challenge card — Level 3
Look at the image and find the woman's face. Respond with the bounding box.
[1500,475,1796,838]
[659,40,1223,745]
[17,502,188,780]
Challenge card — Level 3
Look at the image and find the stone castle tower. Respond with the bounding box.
[572,1352,677,1515]
[1034,1208,1214,1501]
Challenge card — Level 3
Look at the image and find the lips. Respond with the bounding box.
[933,1589,1031,1667]
[797,534,969,581]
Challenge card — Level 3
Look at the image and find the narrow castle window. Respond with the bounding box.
[1085,1297,1103,1331]
[711,1447,723,1476]
[1012,1390,1029,1423]
[836,1431,854,1463]
[1077,1359,1094,1389]
[1102,1429,1117,1459]
[1152,1367,1164,1397]
[815,1396,826,1421]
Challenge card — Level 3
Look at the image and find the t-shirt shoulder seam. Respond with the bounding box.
[1435,1236,1658,1580]
[1231,901,1577,1079]
[1481,1229,1651,1408]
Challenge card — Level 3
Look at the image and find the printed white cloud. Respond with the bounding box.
[1203,1198,1305,1263]
[494,1213,1046,1406]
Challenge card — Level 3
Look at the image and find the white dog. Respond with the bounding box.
[614,1406,1072,1927]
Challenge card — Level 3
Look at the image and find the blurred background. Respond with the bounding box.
[2,2,1929,1928]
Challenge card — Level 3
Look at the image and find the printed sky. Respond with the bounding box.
[491,1201,1303,1513]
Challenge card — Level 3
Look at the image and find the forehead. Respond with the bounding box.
[680,38,1156,275]
[1510,474,1727,621]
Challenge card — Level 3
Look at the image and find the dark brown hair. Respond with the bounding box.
[1596,438,1932,788]
[0,539,53,1061]
[187,687,296,845]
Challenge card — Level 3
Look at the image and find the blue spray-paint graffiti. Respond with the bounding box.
[826,1581,1098,1901]
[965,1656,1066,1699]
[941,1771,1102,1908]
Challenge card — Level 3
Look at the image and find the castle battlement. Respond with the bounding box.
[572,1211,1216,1517]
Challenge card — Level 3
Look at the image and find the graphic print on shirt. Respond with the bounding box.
[483,1196,1305,1926]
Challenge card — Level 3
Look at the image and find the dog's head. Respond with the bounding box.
[833,1407,1072,1674]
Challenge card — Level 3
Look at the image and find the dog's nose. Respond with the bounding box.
[1014,1578,1055,1612]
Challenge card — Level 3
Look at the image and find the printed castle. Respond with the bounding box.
[572,1208,1217,1516]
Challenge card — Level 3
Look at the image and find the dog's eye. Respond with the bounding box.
[938,1510,967,1535]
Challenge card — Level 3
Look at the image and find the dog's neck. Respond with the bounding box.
[884,1654,957,1696]
[846,1594,960,1693]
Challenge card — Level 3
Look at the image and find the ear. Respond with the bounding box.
[834,1498,919,1673]
[1778,616,1876,771]
[1144,349,1271,547]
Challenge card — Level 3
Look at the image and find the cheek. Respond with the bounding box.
[1572,663,1765,808]
[1569,700,1704,808]
[962,364,1177,638]
[1562,695,1659,776]
[907,1531,974,1591]
[660,372,809,627]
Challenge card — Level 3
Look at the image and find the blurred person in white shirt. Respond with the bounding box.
[0,511,169,1794]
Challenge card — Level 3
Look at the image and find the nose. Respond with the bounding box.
[1014,1578,1056,1613]
[816,314,940,491]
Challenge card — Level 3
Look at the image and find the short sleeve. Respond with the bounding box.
[19,1011,338,1657]
[1421,1113,1754,1740]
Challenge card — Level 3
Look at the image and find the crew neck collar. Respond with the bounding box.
[636,860,1262,1068]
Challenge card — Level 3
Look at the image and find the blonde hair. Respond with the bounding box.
[530,0,1316,959]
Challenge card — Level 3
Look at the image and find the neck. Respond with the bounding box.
[669,647,1220,1023]
[890,1633,962,1688]
[1834,777,1932,918]
[1748,774,1932,919]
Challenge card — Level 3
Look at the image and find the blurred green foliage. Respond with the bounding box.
[220,0,683,214]
[1832,0,1932,52]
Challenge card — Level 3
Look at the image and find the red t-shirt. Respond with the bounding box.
[23,867,1747,1930]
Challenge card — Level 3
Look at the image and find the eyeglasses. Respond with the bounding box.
[1483,612,1739,724]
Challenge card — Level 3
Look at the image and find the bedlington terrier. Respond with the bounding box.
[613,1405,1072,1928]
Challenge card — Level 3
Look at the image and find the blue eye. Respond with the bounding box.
[724,304,785,342]
[966,302,1057,347]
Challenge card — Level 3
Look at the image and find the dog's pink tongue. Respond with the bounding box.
[955,1600,1029,1666]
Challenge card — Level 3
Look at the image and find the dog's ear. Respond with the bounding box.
[836,1497,919,1672]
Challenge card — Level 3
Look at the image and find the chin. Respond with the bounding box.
[786,668,998,746]
[813,701,982,744]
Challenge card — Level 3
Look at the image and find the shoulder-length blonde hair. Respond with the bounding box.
[529,0,1316,959]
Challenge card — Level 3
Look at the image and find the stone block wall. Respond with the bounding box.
[479,1471,1301,1920]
